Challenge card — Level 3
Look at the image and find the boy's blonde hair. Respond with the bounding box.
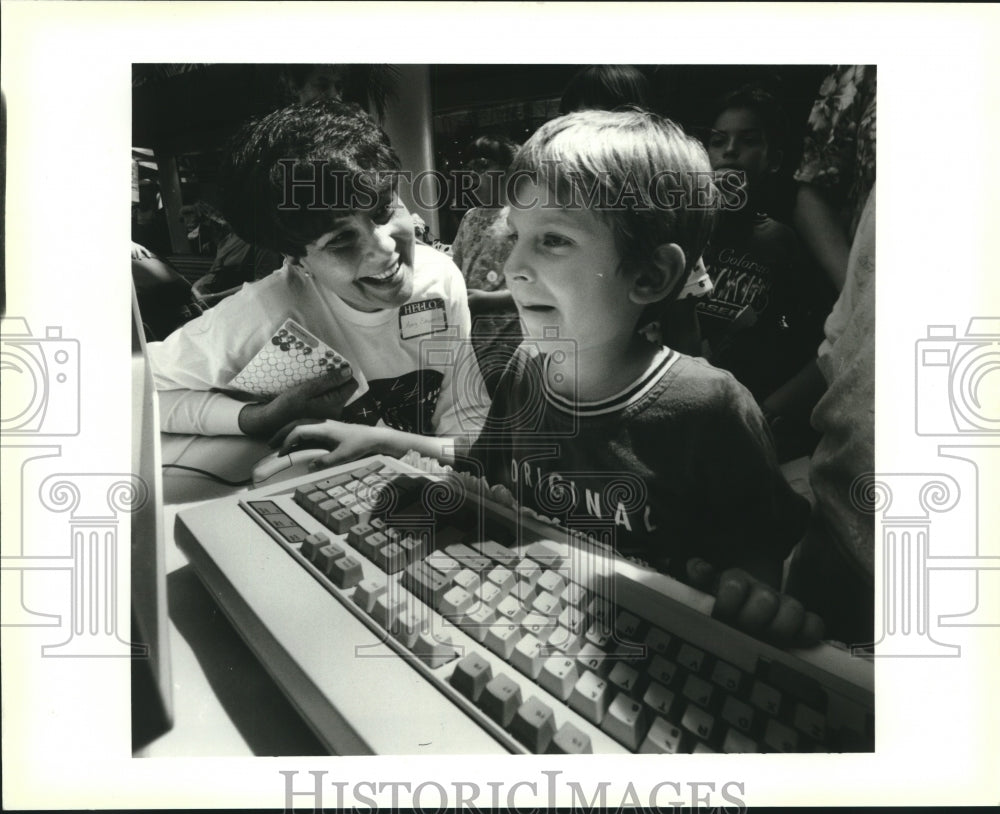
[509,109,718,295]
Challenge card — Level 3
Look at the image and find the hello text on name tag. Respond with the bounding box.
[399,298,448,339]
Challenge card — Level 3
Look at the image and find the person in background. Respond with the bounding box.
[785,187,876,644]
[698,86,832,459]
[791,65,876,291]
[449,134,522,396]
[558,64,652,114]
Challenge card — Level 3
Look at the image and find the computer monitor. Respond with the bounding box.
[130,285,173,750]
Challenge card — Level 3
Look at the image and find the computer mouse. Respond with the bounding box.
[250,448,329,486]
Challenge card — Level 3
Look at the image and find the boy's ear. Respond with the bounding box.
[630,243,687,305]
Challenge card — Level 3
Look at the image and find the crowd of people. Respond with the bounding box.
[141,64,876,647]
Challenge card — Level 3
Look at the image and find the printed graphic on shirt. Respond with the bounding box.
[699,248,773,328]
[341,369,444,435]
[399,298,448,340]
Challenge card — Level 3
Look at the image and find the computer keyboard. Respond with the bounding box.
[175,454,874,755]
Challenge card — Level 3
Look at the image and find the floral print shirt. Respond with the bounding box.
[794,65,877,240]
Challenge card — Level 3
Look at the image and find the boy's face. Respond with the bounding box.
[707,107,777,190]
[297,193,416,312]
[504,180,644,348]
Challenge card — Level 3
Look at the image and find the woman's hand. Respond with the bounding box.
[685,557,825,646]
[275,420,391,470]
[238,363,360,438]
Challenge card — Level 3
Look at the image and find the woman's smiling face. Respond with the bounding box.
[297,193,416,312]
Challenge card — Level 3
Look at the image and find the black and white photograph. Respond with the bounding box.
[2,3,999,810]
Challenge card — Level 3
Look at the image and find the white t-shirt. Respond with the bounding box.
[149,244,489,440]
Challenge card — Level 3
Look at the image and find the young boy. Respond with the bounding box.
[699,86,831,404]
[149,100,489,447]
[287,110,822,643]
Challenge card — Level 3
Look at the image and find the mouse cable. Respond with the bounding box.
[162,463,253,487]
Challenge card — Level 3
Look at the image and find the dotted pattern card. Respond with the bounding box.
[229,318,367,400]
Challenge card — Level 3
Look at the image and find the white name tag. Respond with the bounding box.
[399,298,448,339]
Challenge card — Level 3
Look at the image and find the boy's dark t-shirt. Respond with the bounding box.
[463,345,809,577]
[699,212,830,400]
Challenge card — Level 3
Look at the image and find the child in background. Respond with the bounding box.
[286,110,822,643]
[149,100,488,450]
[699,86,831,407]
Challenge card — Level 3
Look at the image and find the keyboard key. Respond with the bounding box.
[723,728,759,753]
[586,595,615,627]
[763,719,800,752]
[328,555,363,589]
[693,742,717,753]
[324,506,355,535]
[453,568,481,594]
[510,696,557,753]
[575,642,610,677]
[484,621,523,660]
[372,541,405,574]
[301,491,330,515]
[710,660,744,693]
[294,483,321,501]
[444,543,491,572]
[614,611,642,641]
[793,703,827,742]
[568,670,612,724]
[639,716,684,754]
[314,472,353,490]
[681,704,716,742]
[338,492,358,509]
[474,582,504,610]
[346,523,373,548]
[539,656,579,701]
[398,534,429,564]
[372,592,406,631]
[402,561,451,607]
[315,544,347,574]
[750,681,783,716]
[676,643,707,674]
[647,655,679,688]
[439,586,474,618]
[480,673,522,728]
[720,696,755,734]
[561,581,588,608]
[496,595,526,624]
[644,626,672,656]
[585,622,613,649]
[450,653,493,703]
[352,577,387,614]
[392,608,426,649]
[536,569,566,597]
[521,611,557,643]
[487,566,516,594]
[510,580,536,604]
[425,551,461,580]
[300,533,331,561]
[559,605,587,637]
[642,682,676,718]
[545,624,583,655]
[355,531,387,560]
[511,558,541,587]
[608,662,642,696]
[766,661,827,711]
[511,633,546,679]
[547,721,593,754]
[412,628,459,668]
[601,693,649,751]
[458,604,495,643]
[682,674,715,709]
[472,540,519,567]
[524,540,568,569]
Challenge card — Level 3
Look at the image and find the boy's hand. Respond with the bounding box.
[685,557,825,647]
[238,364,359,438]
[275,420,389,470]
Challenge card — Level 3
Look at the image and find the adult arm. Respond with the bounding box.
[792,184,851,292]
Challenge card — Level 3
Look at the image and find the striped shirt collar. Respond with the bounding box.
[542,346,678,417]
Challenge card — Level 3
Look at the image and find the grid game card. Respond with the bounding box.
[229,318,367,400]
